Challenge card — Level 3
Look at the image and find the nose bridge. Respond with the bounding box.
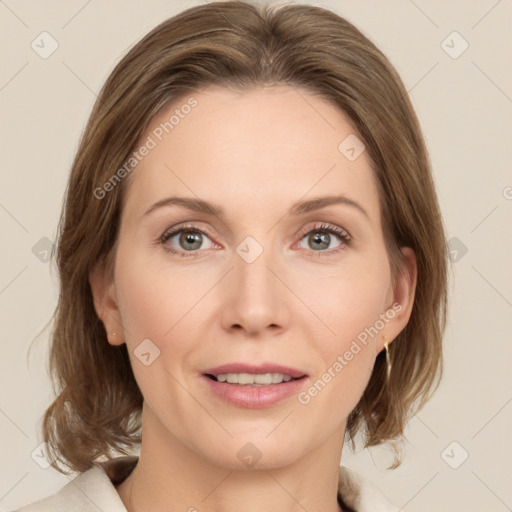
[222,234,288,334]
[235,236,277,304]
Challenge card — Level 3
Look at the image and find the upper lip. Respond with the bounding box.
[202,363,307,379]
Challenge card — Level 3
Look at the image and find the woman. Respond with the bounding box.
[16,1,449,511]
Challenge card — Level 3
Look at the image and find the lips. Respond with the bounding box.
[201,364,309,408]
[202,362,308,380]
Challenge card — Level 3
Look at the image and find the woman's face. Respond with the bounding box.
[91,84,416,469]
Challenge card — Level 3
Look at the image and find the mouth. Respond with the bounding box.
[201,362,308,387]
[204,373,307,386]
[201,366,309,408]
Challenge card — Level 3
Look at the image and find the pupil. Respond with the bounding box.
[310,232,329,250]
[180,231,202,250]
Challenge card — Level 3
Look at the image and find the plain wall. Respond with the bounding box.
[1,1,511,511]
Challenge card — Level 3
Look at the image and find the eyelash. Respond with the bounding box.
[158,222,352,258]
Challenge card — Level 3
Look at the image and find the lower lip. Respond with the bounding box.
[202,375,308,409]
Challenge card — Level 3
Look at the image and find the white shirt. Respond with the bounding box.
[12,456,398,511]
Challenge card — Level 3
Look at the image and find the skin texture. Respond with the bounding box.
[89,84,417,512]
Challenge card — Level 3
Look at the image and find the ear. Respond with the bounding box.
[377,246,417,353]
[89,258,125,346]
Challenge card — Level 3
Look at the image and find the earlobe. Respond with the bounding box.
[89,260,125,346]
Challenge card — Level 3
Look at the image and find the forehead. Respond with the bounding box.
[122,84,381,225]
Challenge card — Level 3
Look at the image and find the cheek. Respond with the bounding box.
[297,258,390,347]
[118,273,172,341]
[297,258,389,403]
[114,244,212,384]
[115,243,199,339]
[114,250,198,402]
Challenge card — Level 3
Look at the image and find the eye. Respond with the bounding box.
[160,224,217,257]
[296,223,351,255]
[158,222,352,258]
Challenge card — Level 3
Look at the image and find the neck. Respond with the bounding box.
[116,405,345,512]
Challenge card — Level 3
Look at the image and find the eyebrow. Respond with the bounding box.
[143,195,369,220]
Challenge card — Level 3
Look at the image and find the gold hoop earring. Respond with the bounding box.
[382,335,392,380]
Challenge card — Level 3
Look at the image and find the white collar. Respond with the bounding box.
[16,456,398,512]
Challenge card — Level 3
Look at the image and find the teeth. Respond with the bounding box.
[215,373,294,385]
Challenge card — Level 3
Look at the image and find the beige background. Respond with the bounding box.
[1,1,511,511]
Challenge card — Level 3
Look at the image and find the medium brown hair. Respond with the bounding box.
[37,0,450,474]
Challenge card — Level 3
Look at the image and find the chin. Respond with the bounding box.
[196,433,307,471]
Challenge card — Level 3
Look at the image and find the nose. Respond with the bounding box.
[220,243,290,337]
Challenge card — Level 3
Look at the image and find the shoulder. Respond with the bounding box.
[11,456,137,512]
[338,465,399,512]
